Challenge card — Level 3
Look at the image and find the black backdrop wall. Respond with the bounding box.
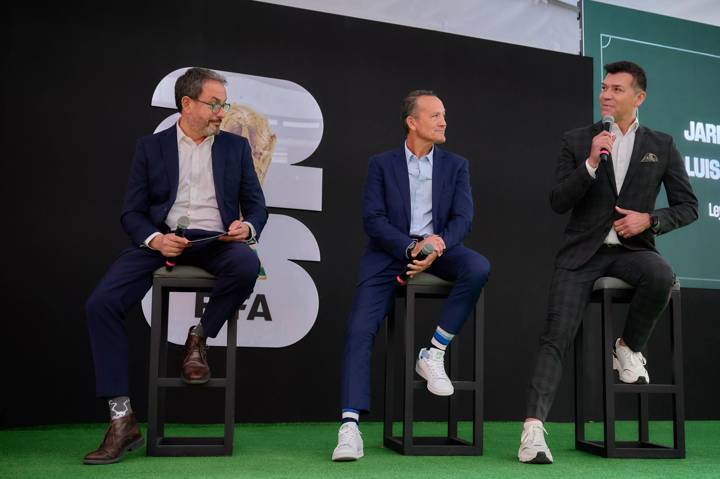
[2,1,718,427]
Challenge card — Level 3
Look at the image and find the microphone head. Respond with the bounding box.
[602,115,615,127]
[421,244,435,255]
[177,216,190,230]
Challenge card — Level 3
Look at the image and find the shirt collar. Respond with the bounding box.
[176,120,215,147]
[610,117,640,136]
[404,141,434,165]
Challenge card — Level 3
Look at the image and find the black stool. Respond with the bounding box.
[383,272,484,455]
[574,276,685,458]
[147,266,237,456]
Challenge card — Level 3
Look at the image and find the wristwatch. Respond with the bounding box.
[406,240,418,259]
[650,214,660,234]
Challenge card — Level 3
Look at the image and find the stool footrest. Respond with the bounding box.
[156,378,227,388]
[611,384,679,394]
[412,380,479,391]
[576,439,685,458]
[150,437,231,456]
[384,435,481,456]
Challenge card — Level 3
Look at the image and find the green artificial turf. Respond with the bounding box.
[1,421,717,478]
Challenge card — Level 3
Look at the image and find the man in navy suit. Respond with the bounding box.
[332,90,490,461]
[83,68,267,464]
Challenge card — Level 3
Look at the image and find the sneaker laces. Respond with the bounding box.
[424,354,448,379]
[628,350,646,368]
[524,423,549,447]
[618,344,646,368]
[337,424,360,447]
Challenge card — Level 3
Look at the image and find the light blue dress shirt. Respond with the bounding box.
[404,142,434,237]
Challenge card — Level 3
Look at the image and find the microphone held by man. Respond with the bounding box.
[599,114,614,162]
[396,243,435,285]
[164,215,191,271]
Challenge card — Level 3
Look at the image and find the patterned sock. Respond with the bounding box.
[108,396,132,420]
[341,409,360,425]
[430,326,454,351]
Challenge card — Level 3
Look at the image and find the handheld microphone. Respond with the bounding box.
[600,115,614,162]
[165,216,190,271]
[396,244,435,285]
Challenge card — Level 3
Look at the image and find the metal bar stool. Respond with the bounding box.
[383,272,484,455]
[574,276,685,458]
[147,266,237,456]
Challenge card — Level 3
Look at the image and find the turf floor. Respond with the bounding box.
[1,421,718,478]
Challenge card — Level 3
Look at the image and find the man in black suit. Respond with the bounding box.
[518,61,697,464]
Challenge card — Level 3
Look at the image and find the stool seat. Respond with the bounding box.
[153,265,216,279]
[592,276,681,291]
[406,272,454,287]
[147,265,236,457]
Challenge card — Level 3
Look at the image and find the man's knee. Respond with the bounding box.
[464,253,491,288]
[644,263,675,296]
[224,245,261,283]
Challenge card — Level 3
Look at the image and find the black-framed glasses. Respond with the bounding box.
[194,99,231,114]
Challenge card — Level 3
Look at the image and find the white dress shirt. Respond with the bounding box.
[144,122,255,247]
[404,142,434,237]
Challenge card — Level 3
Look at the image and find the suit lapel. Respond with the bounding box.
[618,125,646,194]
[391,148,411,227]
[161,125,180,204]
[211,133,226,207]
[431,146,444,231]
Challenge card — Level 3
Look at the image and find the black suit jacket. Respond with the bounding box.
[551,121,698,270]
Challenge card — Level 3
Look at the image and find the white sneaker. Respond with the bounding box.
[518,422,554,464]
[613,338,650,384]
[331,422,363,461]
[415,347,454,396]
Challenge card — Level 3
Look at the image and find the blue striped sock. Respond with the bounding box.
[430,326,454,351]
[341,408,359,425]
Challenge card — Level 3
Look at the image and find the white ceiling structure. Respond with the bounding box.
[253,0,720,55]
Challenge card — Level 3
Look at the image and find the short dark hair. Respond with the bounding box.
[604,61,647,92]
[401,90,437,133]
[175,67,227,111]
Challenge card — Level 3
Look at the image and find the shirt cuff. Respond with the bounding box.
[144,232,162,249]
[244,222,257,241]
[585,159,598,179]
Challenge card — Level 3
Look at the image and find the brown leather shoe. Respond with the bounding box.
[83,413,144,465]
[182,326,211,384]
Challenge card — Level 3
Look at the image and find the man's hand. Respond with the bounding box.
[411,235,446,258]
[406,247,440,278]
[614,206,651,239]
[219,219,250,242]
[149,233,190,257]
[588,130,615,168]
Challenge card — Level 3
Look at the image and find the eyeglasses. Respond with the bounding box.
[194,99,231,114]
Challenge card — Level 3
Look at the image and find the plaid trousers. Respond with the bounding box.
[525,246,675,421]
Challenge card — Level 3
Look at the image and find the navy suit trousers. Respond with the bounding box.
[86,231,260,398]
[340,245,490,413]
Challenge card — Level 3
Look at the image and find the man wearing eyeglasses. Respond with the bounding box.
[83,67,267,464]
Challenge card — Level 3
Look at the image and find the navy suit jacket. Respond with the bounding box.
[120,125,267,246]
[357,145,473,284]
